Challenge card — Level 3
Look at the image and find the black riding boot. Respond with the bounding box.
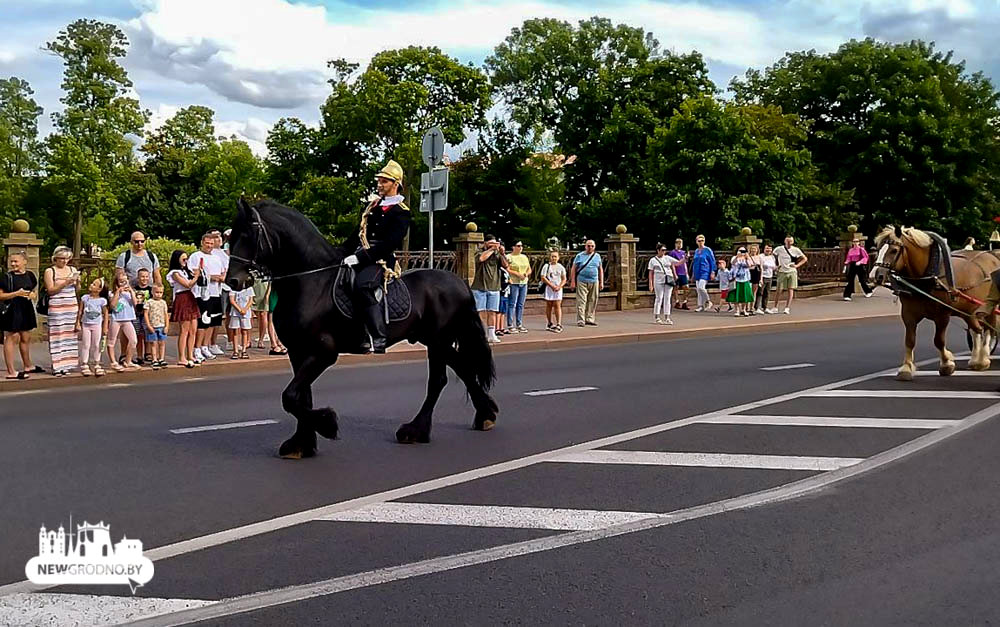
[363,303,388,354]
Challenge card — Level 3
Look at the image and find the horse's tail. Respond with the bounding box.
[455,297,496,393]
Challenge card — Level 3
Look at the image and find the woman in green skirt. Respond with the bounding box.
[728,247,755,316]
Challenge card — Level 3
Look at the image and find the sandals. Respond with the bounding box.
[231,353,240,360]
[94,366,106,377]
[240,351,250,359]
[81,367,92,377]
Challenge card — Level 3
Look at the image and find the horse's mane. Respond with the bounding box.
[252,199,347,259]
[875,226,932,249]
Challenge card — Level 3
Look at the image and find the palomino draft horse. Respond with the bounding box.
[226,198,499,459]
[870,226,1000,381]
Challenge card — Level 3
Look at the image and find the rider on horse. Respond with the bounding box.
[342,159,411,354]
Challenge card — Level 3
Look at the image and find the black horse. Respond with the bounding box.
[226,198,498,459]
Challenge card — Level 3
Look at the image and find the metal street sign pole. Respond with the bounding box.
[421,126,445,269]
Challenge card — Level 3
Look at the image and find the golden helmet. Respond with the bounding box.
[374,159,404,184]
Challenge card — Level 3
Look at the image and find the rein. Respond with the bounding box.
[892,273,1000,334]
[230,205,344,281]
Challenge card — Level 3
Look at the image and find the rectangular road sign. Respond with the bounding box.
[419,168,449,212]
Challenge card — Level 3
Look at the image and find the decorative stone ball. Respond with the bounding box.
[847,224,858,233]
[12,219,29,233]
[615,224,627,234]
[465,222,478,233]
[740,227,752,236]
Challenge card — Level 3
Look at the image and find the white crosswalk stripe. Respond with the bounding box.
[553,450,864,471]
[699,415,960,429]
[317,503,665,530]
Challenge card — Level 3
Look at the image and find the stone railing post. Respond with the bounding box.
[3,219,43,280]
[605,224,638,310]
[452,222,484,286]
[732,226,762,253]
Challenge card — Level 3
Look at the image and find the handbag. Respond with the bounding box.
[35,269,50,316]
[536,263,549,294]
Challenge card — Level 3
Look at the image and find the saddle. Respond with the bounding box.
[333,265,411,323]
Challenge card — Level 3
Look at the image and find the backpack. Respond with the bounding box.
[123,249,158,273]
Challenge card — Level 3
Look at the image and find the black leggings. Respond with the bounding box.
[844,264,872,298]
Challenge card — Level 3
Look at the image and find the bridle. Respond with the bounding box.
[228,206,343,282]
[873,240,906,275]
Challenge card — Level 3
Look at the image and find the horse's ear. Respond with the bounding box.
[894,225,903,238]
[237,196,251,216]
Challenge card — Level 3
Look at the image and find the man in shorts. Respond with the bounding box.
[772,235,808,314]
[471,235,508,344]
[187,233,226,360]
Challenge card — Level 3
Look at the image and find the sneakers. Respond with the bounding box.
[654,317,662,325]
[517,326,528,333]
[783,307,791,315]
[209,344,224,356]
[755,308,765,315]
[664,317,674,325]
[865,292,873,298]
[694,307,704,312]
[585,321,597,326]
[577,321,586,327]
[843,297,852,301]
[199,347,217,360]
[554,324,563,333]
[765,308,776,314]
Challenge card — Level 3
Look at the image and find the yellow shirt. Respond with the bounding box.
[506,253,531,285]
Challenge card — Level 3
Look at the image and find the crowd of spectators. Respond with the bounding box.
[0,228,286,380]
[1,229,885,378]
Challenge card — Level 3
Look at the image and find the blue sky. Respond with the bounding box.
[1,0,998,155]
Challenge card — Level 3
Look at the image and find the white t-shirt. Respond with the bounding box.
[211,247,230,270]
[166,269,191,297]
[647,255,680,283]
[541,262,566,301]
[80,295,107,326]
[774,245,804,273]
[760,254,777,279]
[188,251,225,298]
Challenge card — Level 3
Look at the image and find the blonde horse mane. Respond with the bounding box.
[875,226,932,249]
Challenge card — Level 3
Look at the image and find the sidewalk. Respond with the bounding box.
[0,292,899,391]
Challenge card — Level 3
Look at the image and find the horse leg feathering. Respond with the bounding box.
[278,350,340,459]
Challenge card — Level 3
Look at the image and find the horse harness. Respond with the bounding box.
[229,206,344,282]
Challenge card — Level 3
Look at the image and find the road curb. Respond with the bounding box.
[0,312,898,392]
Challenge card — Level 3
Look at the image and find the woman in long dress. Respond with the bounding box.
[44,246,81,376]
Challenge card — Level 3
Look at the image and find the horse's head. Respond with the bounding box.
[226,197,264,291]
[870,225,932,285]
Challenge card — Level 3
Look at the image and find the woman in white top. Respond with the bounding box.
[167,250,201,368]
[647,243,685,325]
[756,244,778,314]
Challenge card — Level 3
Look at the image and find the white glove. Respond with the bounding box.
[343,255,359,267]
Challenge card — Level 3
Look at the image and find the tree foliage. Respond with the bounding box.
[732,38,1000,242]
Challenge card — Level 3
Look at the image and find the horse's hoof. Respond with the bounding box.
[968,361,989,372]
[396,423,430,444]
[939,363,956,376]
[278,437,316,459]
[313,409,339,440]
[473,413,497,431]
[896,370,914,382]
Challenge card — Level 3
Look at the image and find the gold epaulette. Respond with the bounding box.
[399,201,410,211]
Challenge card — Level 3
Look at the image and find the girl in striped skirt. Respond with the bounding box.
[43,246,81,377]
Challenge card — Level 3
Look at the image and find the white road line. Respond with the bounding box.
[903,371,1000,377]
[125,400,1000,627]
[0,354,963,598]
[0,593,214,627]
[106,382,133,388]
[553,450,862,471]
[316,503,664,531]
[760,363,815,371]
[700,415,959,429]
[524,386,599,396]
[805,390,1000,399]
[169,420,280,435]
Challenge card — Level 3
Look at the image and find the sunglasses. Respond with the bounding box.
[132,239,145,244]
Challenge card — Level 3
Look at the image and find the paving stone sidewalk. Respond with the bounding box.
[1,292,899,390]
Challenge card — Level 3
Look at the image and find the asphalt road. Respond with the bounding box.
[1,318,999,625]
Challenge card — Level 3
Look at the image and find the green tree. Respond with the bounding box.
[731,38,1000,242]
[645,97,849,246]
[264,117,319,202]
[44,19,149,253]
[317,47,492,213]
[0,77,44,233]
[487,17,716,240]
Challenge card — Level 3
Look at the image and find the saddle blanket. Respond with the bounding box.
[334,266,412,322]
